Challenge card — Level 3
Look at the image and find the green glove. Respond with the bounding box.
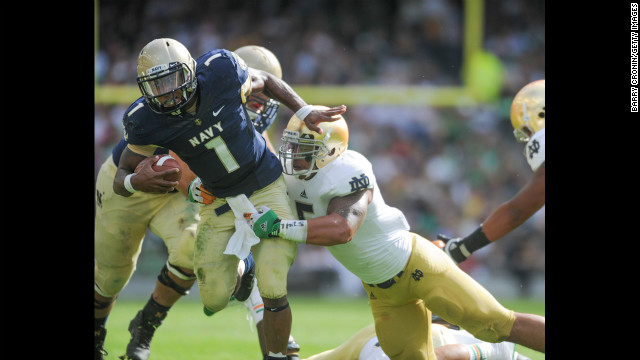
[248,206,281,238]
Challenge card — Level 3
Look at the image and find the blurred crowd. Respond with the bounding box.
[95,0,545,298]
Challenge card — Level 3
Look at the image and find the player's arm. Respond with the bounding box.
[439,163,545,263]
[247,68,346,134]
[169,150,196,198]
[305,189,372,246]
[113,146,179,197]
[249,189,372,246]
[482,162,545,241]
[167,150,216,204]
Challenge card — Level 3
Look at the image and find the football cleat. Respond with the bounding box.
[121,310,163,360]
[95,324,108,360]
[287,335,301,360]
[233,252,256,302]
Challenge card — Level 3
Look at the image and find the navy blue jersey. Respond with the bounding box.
[110,137,168,167]
[122,49,282,198]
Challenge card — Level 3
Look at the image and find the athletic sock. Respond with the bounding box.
[95,316,107,329]
[242,281,264,324]
[141,295,171,323]
[464,342,514,360]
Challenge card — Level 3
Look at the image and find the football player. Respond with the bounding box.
[95,45,301,360]
[438,80,545,264]
[234,45,283,154]
[303,316,531,360]
[112,38,345,360]
[95,143,257,360]
[247,110,545,359]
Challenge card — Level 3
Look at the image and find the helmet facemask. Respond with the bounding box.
[279,105,348,179]
[137,61,197,115]
[279,129,333,178]
[245,93,280,132]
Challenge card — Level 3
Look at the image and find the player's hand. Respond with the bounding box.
[304,105,347,134]
[130,155,179,193]
[247,206,281,238]
[188,177,216,205]
[436,234,465,264]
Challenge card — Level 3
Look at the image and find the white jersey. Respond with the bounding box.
[358,324,518,360]
[524,128,545,171]
[284,150,412,284]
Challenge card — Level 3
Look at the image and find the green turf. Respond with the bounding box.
[102,295,544,360]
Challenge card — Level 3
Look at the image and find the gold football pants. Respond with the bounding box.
[194,175,297,313]
[363,233,515,360]
[94,156,200,297]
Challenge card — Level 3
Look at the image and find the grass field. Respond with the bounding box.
[101,294,544,360]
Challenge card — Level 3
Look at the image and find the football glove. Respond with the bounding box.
[188,177,215,205]
[247,206,281,238]
[436,234,466,264]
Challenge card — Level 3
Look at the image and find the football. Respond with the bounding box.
[152,155,182,182]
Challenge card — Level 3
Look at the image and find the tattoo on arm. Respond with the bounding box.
[327,189,372,231]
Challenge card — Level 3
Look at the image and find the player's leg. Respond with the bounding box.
[250,176,298,359]
[506,312,545,353]
[94,157,154,359]
[410,234,544,353]
[305,324,377,360]
[365,290,436,360]
[241,278,301,360]
[94,157,162,359]
[193,201,244,314]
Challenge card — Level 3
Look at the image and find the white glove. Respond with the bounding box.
[188,177,215,205]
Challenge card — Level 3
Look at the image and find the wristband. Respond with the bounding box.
[462,225,491,253]
[279,220,308,243]
[124,173,138,194]
[295,105,314,121]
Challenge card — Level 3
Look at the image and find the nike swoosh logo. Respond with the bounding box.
[212,105,225,116]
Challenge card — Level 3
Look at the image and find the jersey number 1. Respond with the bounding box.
[205,137,239,173]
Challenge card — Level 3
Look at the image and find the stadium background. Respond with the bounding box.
[94,0,544,301]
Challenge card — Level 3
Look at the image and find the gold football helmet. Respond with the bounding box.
[279,106,349,177]
[234,45,283,132]
[234,45,282,79]
[510,79,545,142]
[136,38,198,115]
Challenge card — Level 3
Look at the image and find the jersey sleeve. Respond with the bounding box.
[323,151,376,199]
[127,143,160,157]
[230,51,252,103]
[524,128,545,171]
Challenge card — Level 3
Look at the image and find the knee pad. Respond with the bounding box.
[158,262,196,296]
[94,295,115,310]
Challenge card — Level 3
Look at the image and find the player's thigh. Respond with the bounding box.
[249,175,298,298]
[95,158,155,267]
[193,201,241,308]
[370,297,436,360]
[149,194,200,271]
[410,234,514,342]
